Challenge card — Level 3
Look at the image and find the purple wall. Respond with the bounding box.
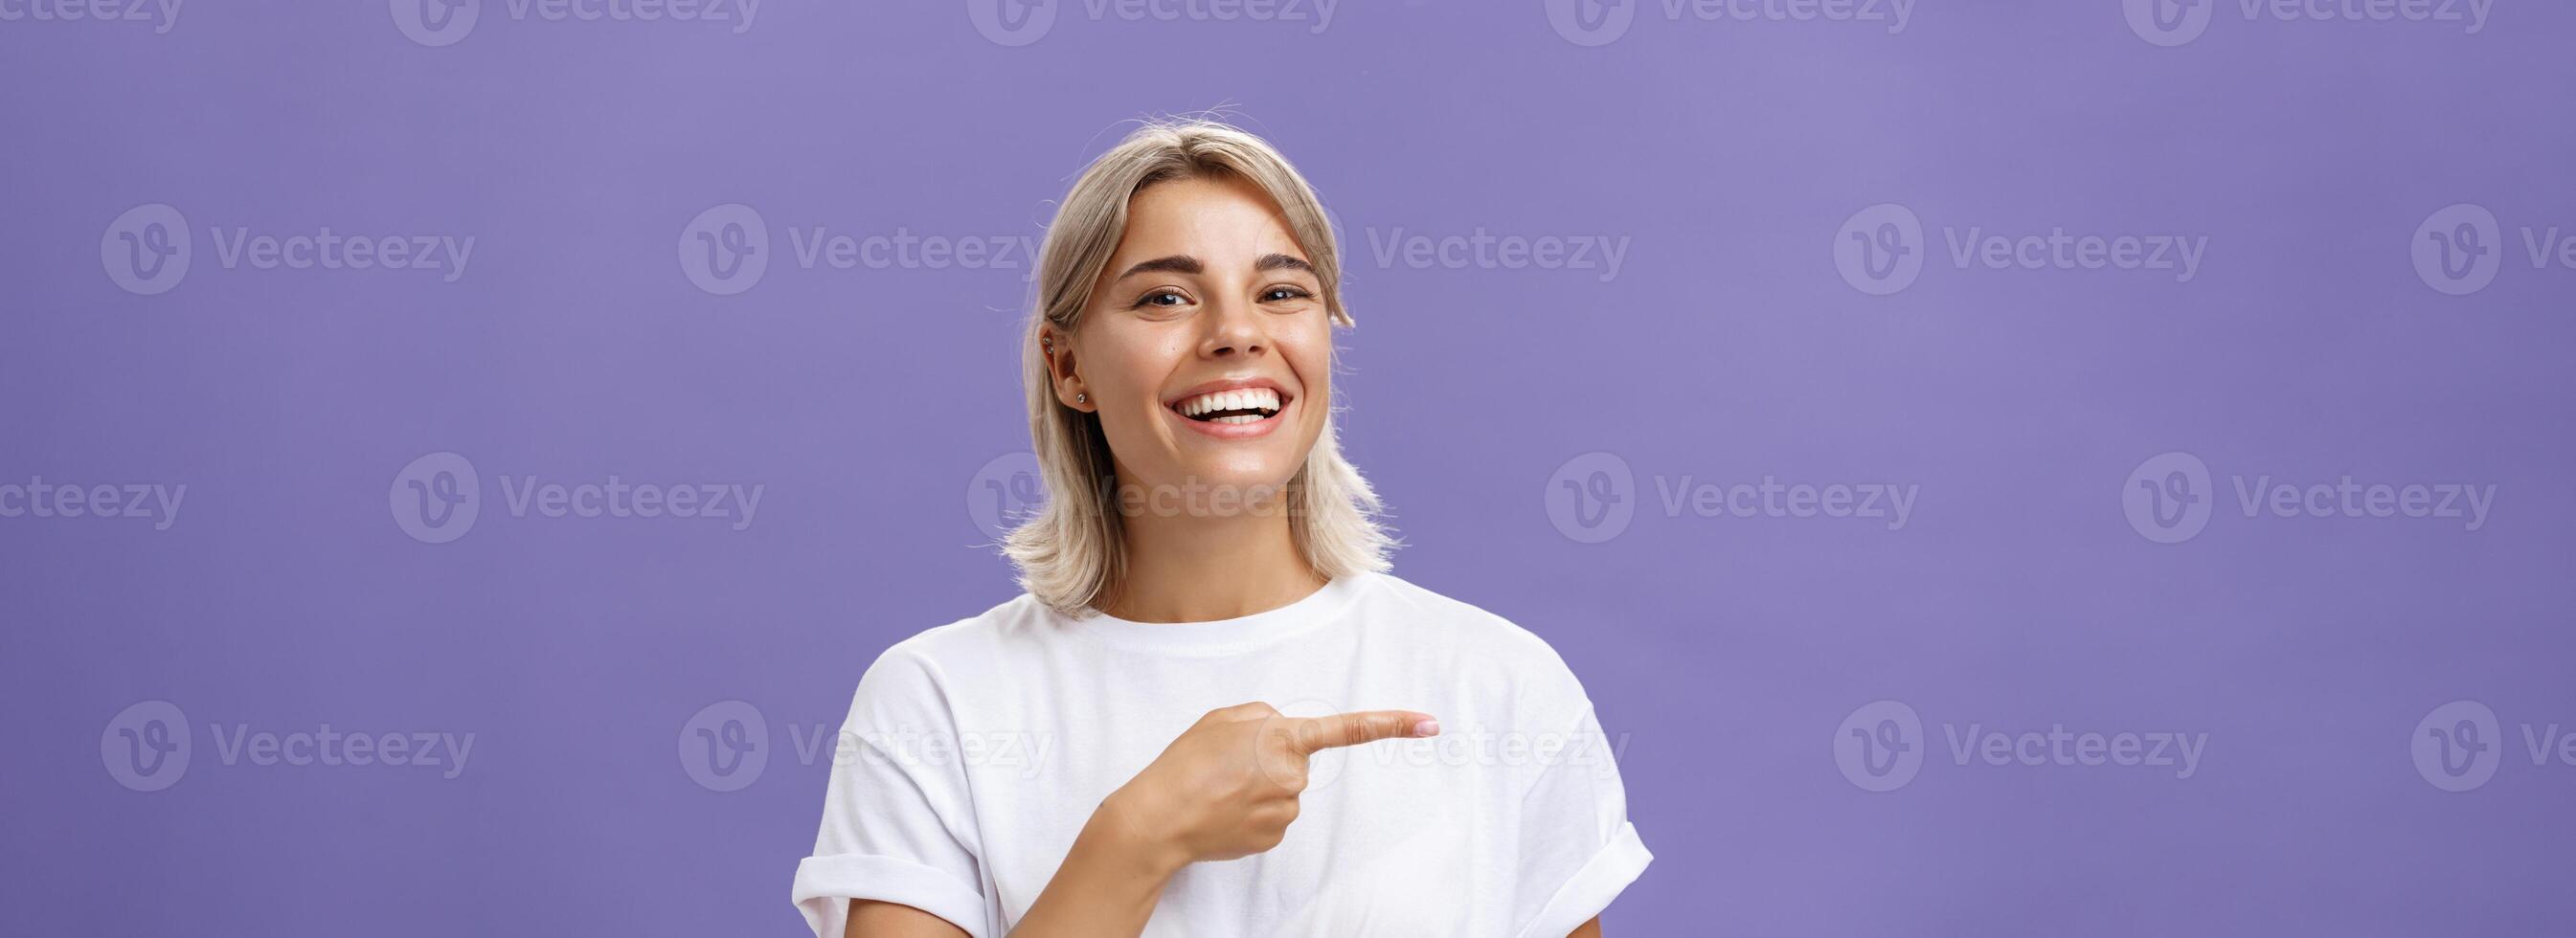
[5,2,2572,935]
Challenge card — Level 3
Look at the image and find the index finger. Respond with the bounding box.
[1283,710,1440,753]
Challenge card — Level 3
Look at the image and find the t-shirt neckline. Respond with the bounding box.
[1062,571,1376,655]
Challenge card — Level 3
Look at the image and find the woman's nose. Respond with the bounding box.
[1198,296,1267,359]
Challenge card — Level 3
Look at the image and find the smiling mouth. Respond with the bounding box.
[1169,387,1287,425]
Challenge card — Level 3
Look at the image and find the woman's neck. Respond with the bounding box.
[1103,507,1325,624]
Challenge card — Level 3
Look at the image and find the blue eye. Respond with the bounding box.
[1131,290,1187,309]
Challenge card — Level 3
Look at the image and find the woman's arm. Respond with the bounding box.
[1006,704,1437,937]
[1571,915,1603,936]
[830,821,1169,938]
[844,900,970,937]
[1006,789,1188,935]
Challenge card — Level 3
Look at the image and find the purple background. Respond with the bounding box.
[5,1,2573,935]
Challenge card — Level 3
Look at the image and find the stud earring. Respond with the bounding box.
[1076,392,1088,404]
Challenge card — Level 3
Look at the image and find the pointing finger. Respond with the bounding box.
[1284,710,1440,753]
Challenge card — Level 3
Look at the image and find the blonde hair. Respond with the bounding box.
[1004,118,1396,616]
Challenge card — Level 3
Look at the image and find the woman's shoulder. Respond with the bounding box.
[831,592,1055,727]
[867,592,1054,670]
[1363,572,1590,692]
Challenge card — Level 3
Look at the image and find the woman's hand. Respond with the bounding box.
[1011,703,1436,936]
[1103,702,1440,864]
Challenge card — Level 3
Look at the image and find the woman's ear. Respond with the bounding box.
[1041,327,1091,412]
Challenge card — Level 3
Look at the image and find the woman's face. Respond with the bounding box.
[1051,174,1332,511]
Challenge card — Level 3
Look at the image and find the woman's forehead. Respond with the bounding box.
[1116,179,1310,267]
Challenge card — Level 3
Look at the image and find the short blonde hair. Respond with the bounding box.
[1004,118,1396,615]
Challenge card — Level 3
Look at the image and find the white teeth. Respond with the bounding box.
[1174,387,1282,419]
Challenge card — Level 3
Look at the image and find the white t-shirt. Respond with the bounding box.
[791,570,1650,937]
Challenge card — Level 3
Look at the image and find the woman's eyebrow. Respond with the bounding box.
[1114,255,1201,280]
[1255,253,1315,275]
[1111,254,1313,280]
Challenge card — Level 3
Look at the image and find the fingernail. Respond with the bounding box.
[1412,719,1440,737]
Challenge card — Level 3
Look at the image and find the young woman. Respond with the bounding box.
[793,119,1649,937]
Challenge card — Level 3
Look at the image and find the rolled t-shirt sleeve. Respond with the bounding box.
[793,647,991,938]
[1509,664,1652,938]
